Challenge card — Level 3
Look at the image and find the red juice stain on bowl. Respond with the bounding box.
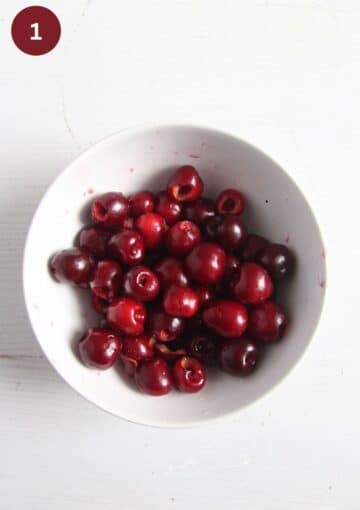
[189,154,200,159]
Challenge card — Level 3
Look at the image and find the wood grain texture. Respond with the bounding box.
[1,0,359,508]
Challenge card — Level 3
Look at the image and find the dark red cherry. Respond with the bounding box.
[217,337,262,376]
[215,189,245,215]
[156,191,182,225]
[173,357,206,393]
[123,265,160,302]
[230,262,273,304]
[107,297,146,335]
[50,249,95,288]
[154,342,187,362]
[146,305,185,342]
[215,215,247,251]
[129,191,155,217]
[224,254,241,282]
[240,234,269,262]
[90,260,122,300]
[186,332,216,363]
[153,257,189,289]
[92,294,110,315]
[193,285,214,309]
[107,230,145,266]
[79,227,110,260]
[257,243,295,280]
[203,215,222,240]
[163,285,199,318]
[135,213,167,249]
[167,165,204,202]
[91,192,129,229]
[135,357,173,395]
[203,300,248,338]
[165,220,201,257]
[182,198,215,224]
[79,328,122,369]
[184,242,226,285]
[248,301,287,342]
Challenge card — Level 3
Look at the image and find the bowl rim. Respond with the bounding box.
[22,122,327,428]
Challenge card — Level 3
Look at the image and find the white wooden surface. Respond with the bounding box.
[1,1,359,508]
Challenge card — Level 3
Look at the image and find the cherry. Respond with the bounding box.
[153,257,189,289]
[156,191,182,225]
[216,188,245,215]
[92,294,110,315]
[248,301,287,342]
[135,357,173,395]
[79,227,110,260]
[135,213,167,249]
[123,265,160,302]
[107,297,146,335]
[90,260,122,300]
[154,342,187,362]
[215,215,247,251]
[257,243,295,280]
[203,215,222,240]
[120,333,155,376]
[167,165,204,202]
[91,192,129,229]
[240,234,269,262]
[163,285,199,318]
[173,357,206,393]
[146,305,185,342]
[165,220,201,256]
[79,328,122,369]
[230,262,273,304]
[203,300,248,338]
[107,229,145,266]
[129,191,155,217]
[217,337,262,376]
[50,249,95,288]
[182,198,215,224]
[186,332,216,363]
[185,242,226,285]
[193,285,214,309]
[224,254,241,282]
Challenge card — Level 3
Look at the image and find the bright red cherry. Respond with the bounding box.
[120,333,155,376]
[153,257,189,289]
[217,337,262,376]
[167,165,204,202]
[123,265,160,302]
[129,191,155,217]
[173,357,206,393]
[185,242,226,285]
[50,249,95,288]
[203,300,248,338]
[240,234,268,262]
[163,285,199,318]
[186,332,216,363]
[135,213,167,249]
[79,328,122,369]
[156,191,182,225]
[146,305,185,342]
[90,260,122,300]
[182,198,215,224]
[248,301,287,342]
[230,262,273,304]
[165,220,201,256]
[91,192,129,229]
[215,189,245,215]
[257,243,295,280]
[215,215,247,251]
[107,229,145,266]
[79,227,110,260]
[135,357,173,395]
[107,297,146,335]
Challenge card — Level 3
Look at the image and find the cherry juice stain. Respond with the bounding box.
[285,235,290,243]
[318,276,326,289]
[322,247,327,259]
[129,167,135,173]
[189,154,200,159]
[87,187,94,195]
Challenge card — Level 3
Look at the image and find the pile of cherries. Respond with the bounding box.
[50,165,295,396]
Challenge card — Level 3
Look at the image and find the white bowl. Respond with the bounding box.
[23,124,326,427]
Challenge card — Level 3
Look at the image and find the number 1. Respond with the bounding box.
[30,22,42,40]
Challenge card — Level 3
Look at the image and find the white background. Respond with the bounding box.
[1,1,359,508]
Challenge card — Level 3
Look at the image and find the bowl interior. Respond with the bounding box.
[23,125,326,426]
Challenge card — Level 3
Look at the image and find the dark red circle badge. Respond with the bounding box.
[11,6,61,56]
